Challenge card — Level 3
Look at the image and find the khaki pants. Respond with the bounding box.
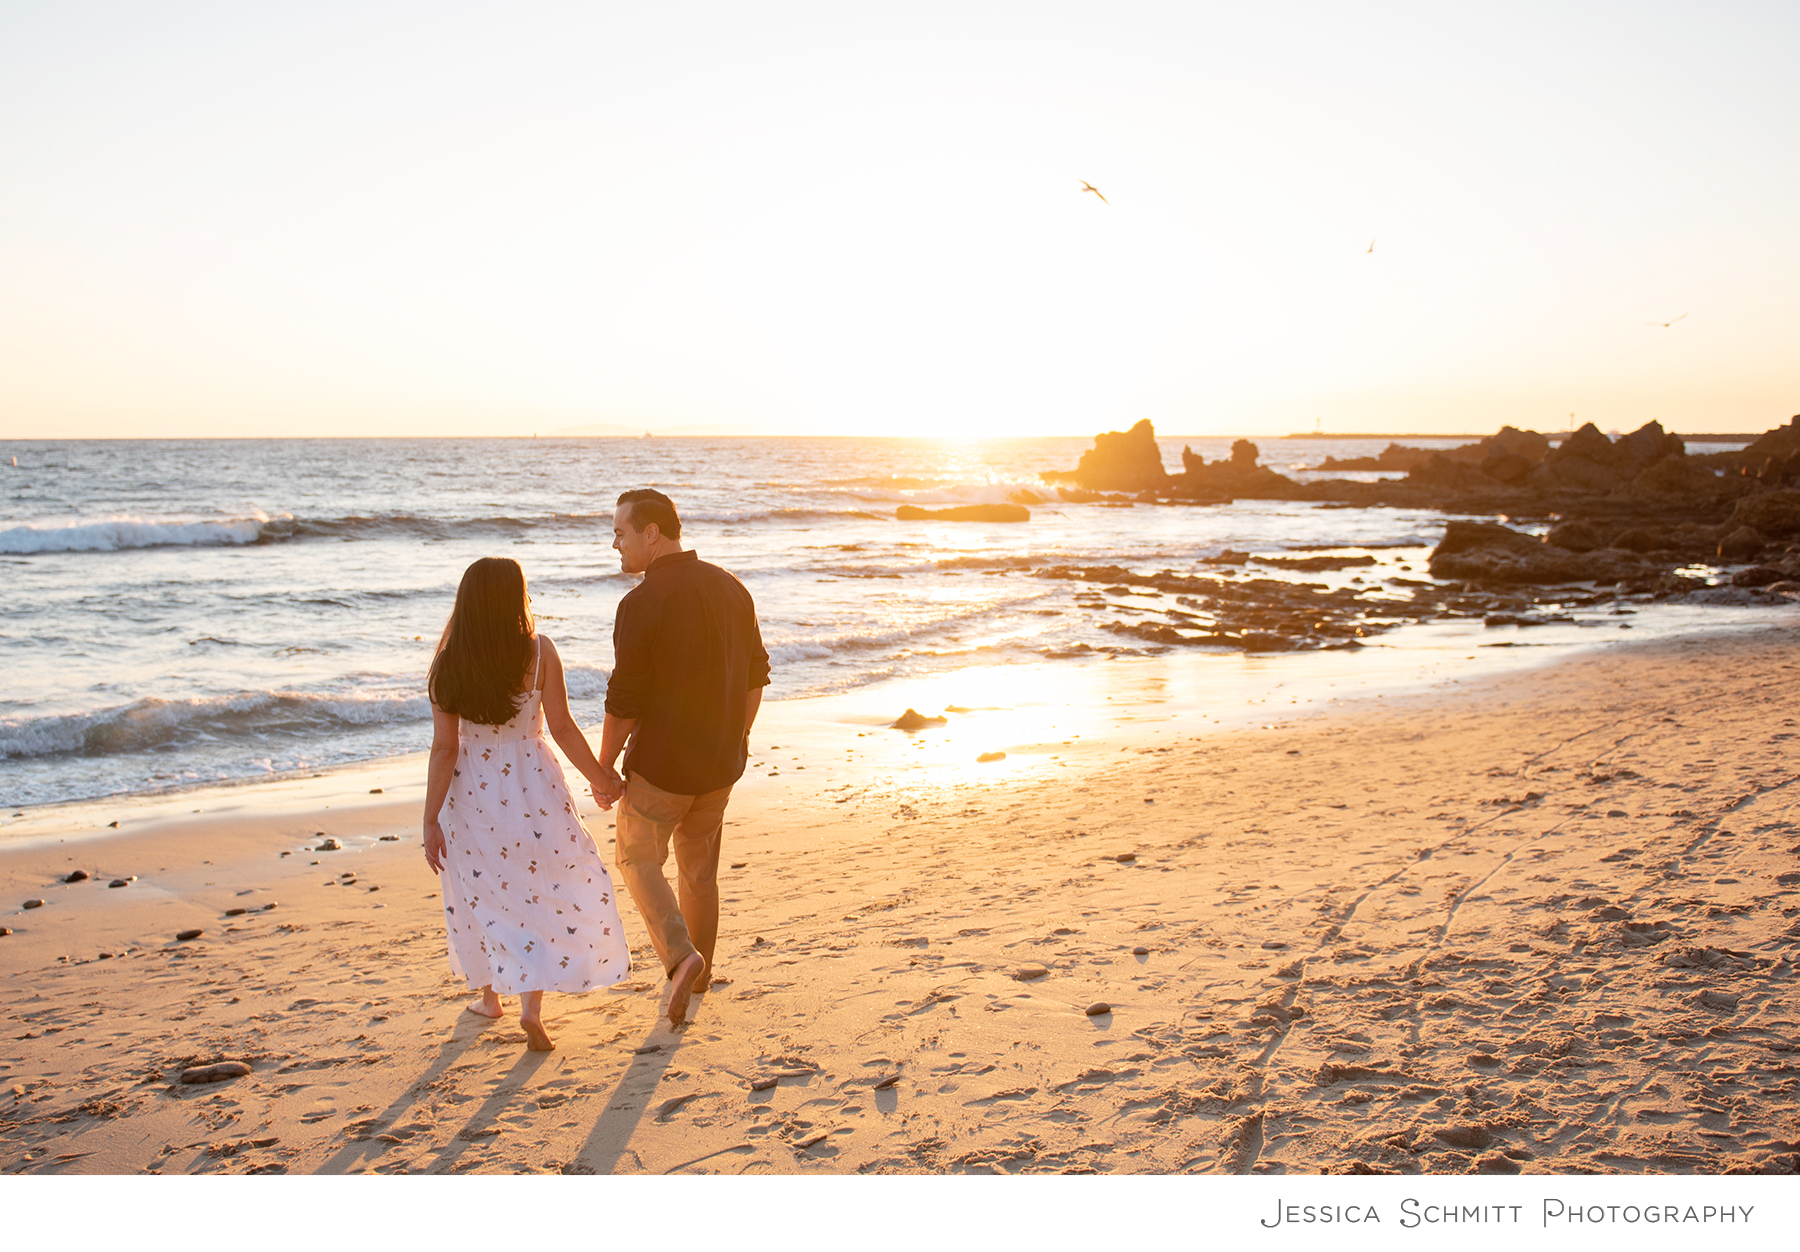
[615,773,732,984]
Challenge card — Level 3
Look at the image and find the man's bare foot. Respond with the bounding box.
[667,952,705,1026]
[521,1016,555,1052]
[466,991,503,1018]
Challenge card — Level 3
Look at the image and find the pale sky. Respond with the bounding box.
[2,2,1795,439]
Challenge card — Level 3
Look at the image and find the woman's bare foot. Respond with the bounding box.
[667,951,705,1026]
[466,989,503,1018]
[521,1016,555,1052]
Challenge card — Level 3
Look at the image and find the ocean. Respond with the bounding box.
[0,434,1761,808]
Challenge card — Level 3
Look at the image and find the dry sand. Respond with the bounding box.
[2,627,1797,1176]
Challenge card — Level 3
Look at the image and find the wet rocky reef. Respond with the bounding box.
[1029,415,1800,653]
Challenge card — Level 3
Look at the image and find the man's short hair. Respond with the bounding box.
[617,488,682,540]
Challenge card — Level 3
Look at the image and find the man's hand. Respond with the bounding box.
[591,766,624,811]
[423,818,447,875]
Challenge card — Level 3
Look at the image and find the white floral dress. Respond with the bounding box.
[437,641,630,995]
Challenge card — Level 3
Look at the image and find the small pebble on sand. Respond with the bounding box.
[224,908,247,917]
[976,751,1006,763]
[22,899,44,909]
[107,820,118,828]
[65,870,89,883]
[369,788,384,794]
[262,903,278,911]
[872,1074,901,1090]
[1085,1002,1112,1017]
[749,1077,778,1091]
[730,861,747,869]
[1132,945,1150,956]
[1262,940,1288,950]
[378,835,400,842]
[1015,964,1049,980]
[0,928,12,937]
[315,837,342,851]
[175,928,203,942]
[179,1061,250,1084]
[108,879,130,888]
[1113,852,1137,863]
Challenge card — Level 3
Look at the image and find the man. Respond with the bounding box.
[593,488,770,1026]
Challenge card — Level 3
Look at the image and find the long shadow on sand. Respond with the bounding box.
[312,1007,515,1174]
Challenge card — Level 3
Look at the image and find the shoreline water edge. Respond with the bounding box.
[1,623,1797,1178]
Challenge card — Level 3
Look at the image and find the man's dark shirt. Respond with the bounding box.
[606,549,771,795]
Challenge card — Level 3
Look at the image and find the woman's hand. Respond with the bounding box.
[590,766,624,811]
[423,819,447,874]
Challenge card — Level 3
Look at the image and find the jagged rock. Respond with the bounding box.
[1717,526,1765,561]
[1544,520,1611,553]
[1725,489,1800,538]
[1625,454,1750,502]
[1481,451,1536,485]
[1434,521,1539,558]
[1609,528,1669,553]
[1041,420,1169,492]
[1730,566,1785,588]
[1615,420,1684,465]
[894,504,1030,523]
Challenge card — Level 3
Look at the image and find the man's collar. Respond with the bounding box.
[647,548,698,574]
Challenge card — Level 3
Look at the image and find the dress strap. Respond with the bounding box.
[531,636,544,692]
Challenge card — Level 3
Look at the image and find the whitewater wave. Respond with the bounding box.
[0,688,431,761]
[0,514,274,555]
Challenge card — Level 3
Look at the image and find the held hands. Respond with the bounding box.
[423,818,447,875]
[590,765,624,811]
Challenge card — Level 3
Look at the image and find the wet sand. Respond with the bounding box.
[2,626,1797,1176]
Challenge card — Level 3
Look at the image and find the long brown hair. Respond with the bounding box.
[428,557,536,727]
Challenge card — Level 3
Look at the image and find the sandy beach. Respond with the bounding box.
[2,626,1797,1177]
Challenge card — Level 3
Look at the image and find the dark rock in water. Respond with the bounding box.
[1731,565,1786,588]
[1726,489,1800,539]
[65,870,90,883]
[891,708,948,730]
[1717,526,1765,561]
[180,1061,251,1084]
[1041,419,1170,492]
[1084,1002,1112,1017]
[22,899,44,909]
[1543,519,1611,553]
[315,837,343,851]
[1174,440,1293,497]
[1434,521,1539,558]
[1204,549,1250,565]
[894,503,1029,523]
[175,928,204,941]
[1609,527,1668,553]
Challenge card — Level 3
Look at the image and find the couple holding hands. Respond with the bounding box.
[420,489,769,1050]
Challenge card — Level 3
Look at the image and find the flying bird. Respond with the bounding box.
[1647,314,1687,327]
[1080,181,1108,204]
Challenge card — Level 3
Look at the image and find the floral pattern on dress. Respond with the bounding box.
[437,682,630,995]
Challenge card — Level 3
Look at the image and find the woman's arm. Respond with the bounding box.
[422,702,459,873]
[538,636,606,785]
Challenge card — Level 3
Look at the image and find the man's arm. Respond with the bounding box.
[744,685,762,736]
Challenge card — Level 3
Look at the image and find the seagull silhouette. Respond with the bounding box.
[1647,314,1687,327]
[1080,181,1108,204]
[1367,239,1375,253]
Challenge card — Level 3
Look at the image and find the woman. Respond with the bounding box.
[423,557,629,1051]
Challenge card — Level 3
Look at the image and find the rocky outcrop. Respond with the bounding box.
[1041,419,1169,492]
[1724,489,1800,539]
[1170,439,1293,497]
[895,504,1030,523]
